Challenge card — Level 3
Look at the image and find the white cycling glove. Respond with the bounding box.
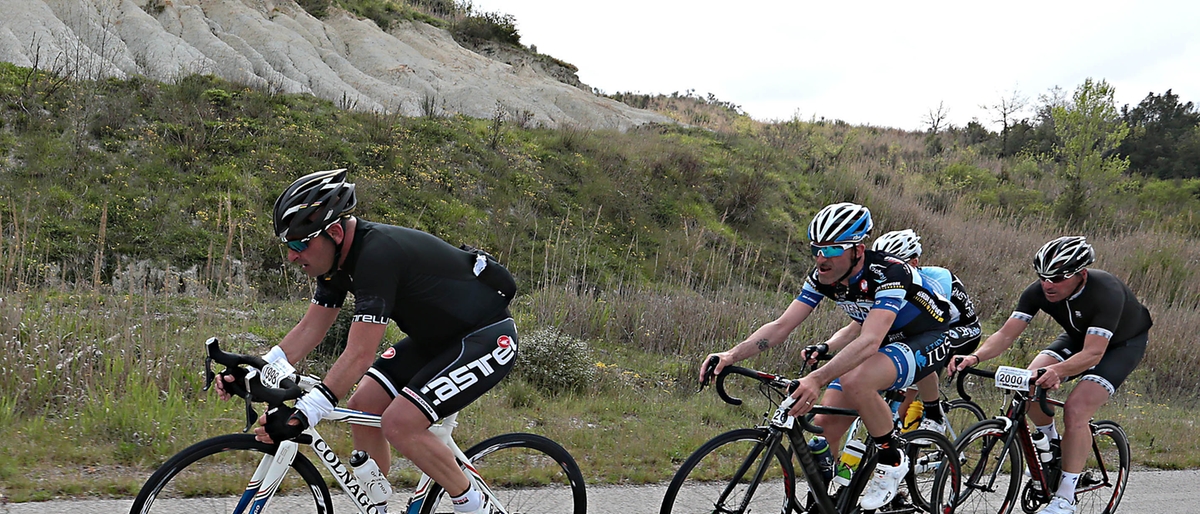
[263,345,288,364]
[294,383,338,428]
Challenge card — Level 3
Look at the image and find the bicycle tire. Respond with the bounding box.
[903,428,961,513]
[1073,420,1129,514]
[945,398,986,441]
[129,433,333,514]
[660,427,802,514]
[951,418,1022,514]
[417,432,587,514]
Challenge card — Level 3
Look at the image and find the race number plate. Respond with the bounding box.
[769,399,796,429]
[994,366,1033,391]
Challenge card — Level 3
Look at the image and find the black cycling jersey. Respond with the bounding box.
[1011,268,1152,345]
[312,220,513,345]
[798,250,952,339]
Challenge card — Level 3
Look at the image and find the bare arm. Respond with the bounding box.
[949,316,1028,373]
[1038,333,1107,389]
[700,300,814,380]
[321,322,388,398]
[822,321,862,353]
[277,302,342,363]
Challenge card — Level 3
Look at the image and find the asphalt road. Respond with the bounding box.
[5,469,1198,513]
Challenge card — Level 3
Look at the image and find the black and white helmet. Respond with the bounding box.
[872,229,923,261]
[273,169,357,242]
[1033,236,1095,278]
[808,202,873,245]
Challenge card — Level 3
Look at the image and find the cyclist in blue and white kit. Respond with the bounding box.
[871,229,981,434]
[702,203,954,510]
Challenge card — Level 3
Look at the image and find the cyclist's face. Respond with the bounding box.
[814,245,859,285]
[287,225,341,277]
[1039,270,1084,302]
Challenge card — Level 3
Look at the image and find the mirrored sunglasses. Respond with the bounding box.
[810,243,855,258]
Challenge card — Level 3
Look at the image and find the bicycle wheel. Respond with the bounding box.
[953,419,1021,514]
[129,433,333,514]
[944,398,986,442]
[1072,421,1129,514]
[418,432,587,514]
[660,427,802,514]
[903,428,960,514]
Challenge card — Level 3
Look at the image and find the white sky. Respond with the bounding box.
[471,0,1200,131]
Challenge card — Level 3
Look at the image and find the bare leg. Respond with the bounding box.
[383,399,470,496]
[1059,380,1109,474]
[347,379,395,472]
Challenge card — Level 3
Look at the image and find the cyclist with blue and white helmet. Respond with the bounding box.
[949,236,1150,514]
[702,202,954,510]
[872,229,981,434]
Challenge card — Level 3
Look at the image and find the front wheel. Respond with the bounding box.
[952,418,1022,514]
[903,428,961,514]
[129,433,333,514]
[1073,421,1130,514]
[418,432,587,514]
[660,427,802,514]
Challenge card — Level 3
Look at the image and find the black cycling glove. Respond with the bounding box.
[264,405,309,442]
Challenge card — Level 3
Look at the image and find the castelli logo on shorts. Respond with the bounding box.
[381,347,396,359]
[497,335,512,348]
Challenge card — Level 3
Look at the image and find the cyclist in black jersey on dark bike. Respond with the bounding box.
[217,169,517,514]
[949,236,1151,514]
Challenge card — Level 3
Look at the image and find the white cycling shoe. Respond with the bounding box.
[918,417,948,435]
[860,451,910,510]
[1038,495,1076,514]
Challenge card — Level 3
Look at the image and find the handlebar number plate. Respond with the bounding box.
[769,405,795,429]
[994,366,1033,391]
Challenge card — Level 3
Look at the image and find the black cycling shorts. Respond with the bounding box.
[365,318,518,422]
[1040,331,1147,396]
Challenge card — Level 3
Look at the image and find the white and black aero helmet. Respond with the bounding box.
[808,202,873,245]
[1033,236,1095,278]
[273,168,357,242]
[872,229,923,261]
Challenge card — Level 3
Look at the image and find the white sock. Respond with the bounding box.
[1036,422,1059,441]
[1055,471,1080,503]
[451,483,483,513]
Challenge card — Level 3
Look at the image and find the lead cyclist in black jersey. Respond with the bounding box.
[702,202,955,511]
[216,169,518,514]
[948,236,1151,514]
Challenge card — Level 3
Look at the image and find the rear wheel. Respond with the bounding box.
[944,398,986,442]
[418,432,587,514]
[1072,421,1130,514]
[129,434,333,514]
[660,428,801,514]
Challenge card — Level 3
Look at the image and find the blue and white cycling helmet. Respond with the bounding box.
[808,202,873,245]
[1033,236,1094,279]
[872,229,923,261]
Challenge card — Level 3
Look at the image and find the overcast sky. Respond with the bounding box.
[472,0,1200,131]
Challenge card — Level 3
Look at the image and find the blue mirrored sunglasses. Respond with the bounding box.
[810,243,854,258]
[285,237,314,252]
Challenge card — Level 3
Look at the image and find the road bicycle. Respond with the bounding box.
[947,363,1129,514]
[129,337,587,514]
[660,358,960,514]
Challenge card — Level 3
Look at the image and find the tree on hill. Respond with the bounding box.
[1051,78,1129,226]
[1117,89,1200,179]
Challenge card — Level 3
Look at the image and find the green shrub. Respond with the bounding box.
[453,11,521,46]
[513,327,595,395]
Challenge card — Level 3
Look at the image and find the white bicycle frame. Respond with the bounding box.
[241,376,503,514]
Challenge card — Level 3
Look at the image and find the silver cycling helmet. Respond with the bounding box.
[872,229,923,261]
[808,202,873,245]
[1033,236,1095,278]
[273,168,357,242]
